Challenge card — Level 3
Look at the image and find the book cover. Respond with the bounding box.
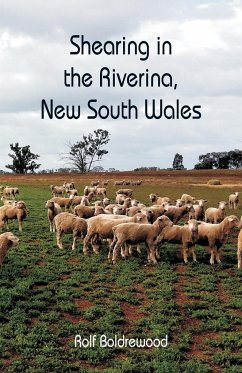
[0,1,241,372]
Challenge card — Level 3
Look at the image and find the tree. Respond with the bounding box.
[194,153,214,169]
[228,149,242,168]
[5,143,41,174]
[194,149,242,169]
[91,166,105,172]
[63,129,110,173]
[172,153,184,170]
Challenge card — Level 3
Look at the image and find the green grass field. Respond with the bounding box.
[0,179,242,373]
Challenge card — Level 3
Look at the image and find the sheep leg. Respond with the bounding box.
[5,219,9,230]
[56,230,64,249]
[209,247,217,265]
[72,231,79,250]
[121,243,129,257]
[191,246,197,262]
[112,240,123,264]
[238,248,242,269]
[120,245,125,257]
[18,220,23,232]
[91,235,100,254]
[83,234,92,253]
[128,245,133,255]
[215,250,221,264]
[136,244,141,254]
[148,243,157,264]
[108,238,116,260]
[182,246,189,263]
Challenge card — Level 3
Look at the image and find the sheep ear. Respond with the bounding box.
[228,217,235,222]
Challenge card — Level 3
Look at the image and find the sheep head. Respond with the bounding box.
[218,201,228,210]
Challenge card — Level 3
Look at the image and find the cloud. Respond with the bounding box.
[0,0,241,171]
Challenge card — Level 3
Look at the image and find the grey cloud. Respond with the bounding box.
[0,0,241,171]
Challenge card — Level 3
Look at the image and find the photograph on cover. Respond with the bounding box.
[0,1,241,372]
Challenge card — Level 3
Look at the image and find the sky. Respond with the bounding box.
[0,0,242,171]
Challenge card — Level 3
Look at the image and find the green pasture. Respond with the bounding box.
[0,182,241,373]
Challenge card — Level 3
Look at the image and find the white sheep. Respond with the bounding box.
[175,199,185,207]
[0,232,20,267]
[53,212,87,250]
[0,201,27,232]
[114,180,125,186]
[237,227,242,269]
[189,199,207,221]
[131,180,142,186]
[67,189,78,197]
[74,205,95,219]
[102,198,111,207]
[116,188,133,197]
[164,204,194,224]
[205,201,227,223]
[149,194,170,205]
[192,215,240,264]
[50,185,66,197]
[154,219,201,263]
[49,197,72,211]
[94,206,112,216]
[181,194,196,204]
[2,187,19,199]
[63,182,75,192]
[91,180,100,187]
[45,200,62,232]
[70,192,95,207]
[105,198,131,214]
[115,193,127,204]
[84,186,97,196]
[229,192,240,209]
[1,196,17,206]
[126,206,143,217]
[111,215,173,264]
[83,213,149,255]
[96,187,107,198]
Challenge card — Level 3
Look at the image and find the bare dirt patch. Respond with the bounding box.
[67,256,81,265]
[74,299,94,309]
[36,260,46,267]
[29,239,41,245]
[62,312,86,324]
[121,302,144,323]
[2,169,242,187]
[217,281,230,303]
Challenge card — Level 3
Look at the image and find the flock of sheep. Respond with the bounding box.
[0,182,241,270]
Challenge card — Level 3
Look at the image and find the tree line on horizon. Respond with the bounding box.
[2,131,242,174]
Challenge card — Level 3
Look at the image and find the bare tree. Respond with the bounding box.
[62,129,110,173]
